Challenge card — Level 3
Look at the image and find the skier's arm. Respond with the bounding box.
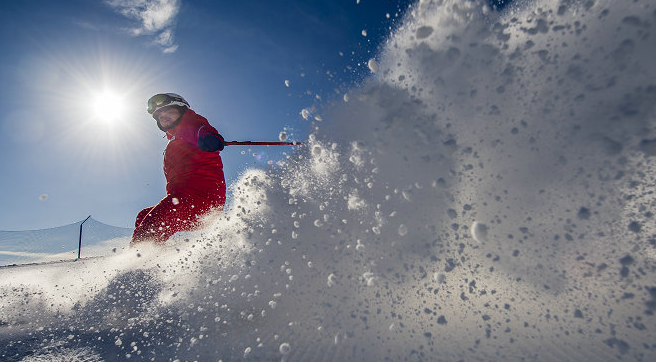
[197,125,225,152]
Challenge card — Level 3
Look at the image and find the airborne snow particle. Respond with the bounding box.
[434,272,446,284]
[347,192,366,210]
[38,194,48,201]
[401,189,412,201]
[300,109,310,120]
[327,273,336,287]
[471,222,488,243]
[362,272,376,286]
[397,224,408,236]
[284,80,290,87]
[279,342,291,354]
[368,58,379,73]
[361,29,368,37]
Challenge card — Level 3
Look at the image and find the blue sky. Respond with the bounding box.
[0,0,413,230]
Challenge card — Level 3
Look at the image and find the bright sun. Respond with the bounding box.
[92,90,125,123]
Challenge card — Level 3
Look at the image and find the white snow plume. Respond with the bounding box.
[105,0,180,53]
[2,0,656,361]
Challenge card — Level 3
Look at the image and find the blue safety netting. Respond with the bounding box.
[0,217,133,267]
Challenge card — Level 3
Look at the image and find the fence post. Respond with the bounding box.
[78,215,91,259]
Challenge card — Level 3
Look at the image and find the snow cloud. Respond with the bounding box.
[105,0,181,53]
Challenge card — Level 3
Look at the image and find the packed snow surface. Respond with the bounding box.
[2,0,656,361]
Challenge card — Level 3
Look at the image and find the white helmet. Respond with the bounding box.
[147,93,190,115]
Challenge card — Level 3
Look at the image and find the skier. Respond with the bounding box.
[131,93,226,244]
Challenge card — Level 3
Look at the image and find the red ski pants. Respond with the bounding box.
[131,194,223,244]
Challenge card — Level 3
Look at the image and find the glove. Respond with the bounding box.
[198,133,225,152]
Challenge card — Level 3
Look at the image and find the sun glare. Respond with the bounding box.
[92,91,124,123]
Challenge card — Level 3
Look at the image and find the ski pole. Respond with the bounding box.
[225,141,304,146]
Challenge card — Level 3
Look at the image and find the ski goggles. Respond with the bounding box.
[147,93,189,114]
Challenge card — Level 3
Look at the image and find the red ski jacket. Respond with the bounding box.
[163,109,226,205]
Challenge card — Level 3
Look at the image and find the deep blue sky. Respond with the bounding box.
[0,0,413,230]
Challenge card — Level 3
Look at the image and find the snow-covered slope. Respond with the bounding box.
[2,0,656,361]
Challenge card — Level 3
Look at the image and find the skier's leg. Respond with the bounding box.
[131,206,156,243]
[134,206,155,228]
[131,195,195,244]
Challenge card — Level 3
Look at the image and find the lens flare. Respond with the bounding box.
[92,90,124,123]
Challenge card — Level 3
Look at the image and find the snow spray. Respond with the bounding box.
[2,0,655,361]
